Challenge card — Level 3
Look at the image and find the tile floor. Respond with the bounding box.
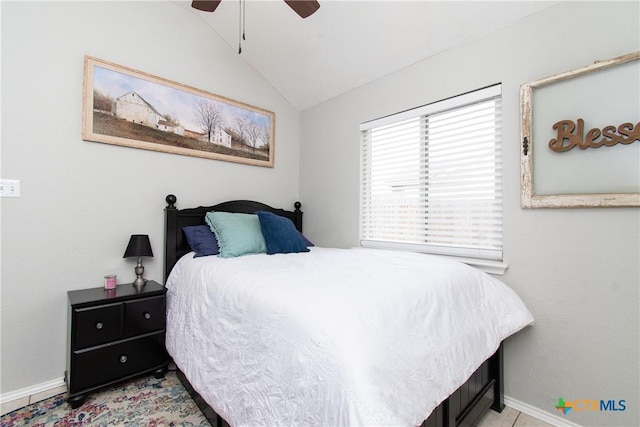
[1,384,67,416]
[478,405,555,427]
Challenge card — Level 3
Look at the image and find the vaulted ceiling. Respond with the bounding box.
[173,0,559,111]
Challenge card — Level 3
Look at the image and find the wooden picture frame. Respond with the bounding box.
[82,55,275,167]
[520,52,639,208]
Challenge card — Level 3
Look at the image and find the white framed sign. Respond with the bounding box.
[520,52,640,208]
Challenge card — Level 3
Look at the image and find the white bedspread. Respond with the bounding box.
[166,247,533,426]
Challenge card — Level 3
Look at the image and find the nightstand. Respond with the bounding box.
[65,280,169,408]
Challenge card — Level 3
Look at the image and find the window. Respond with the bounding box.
[360,84,503,262]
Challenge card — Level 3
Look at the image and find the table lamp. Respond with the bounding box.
[123,234,153,292]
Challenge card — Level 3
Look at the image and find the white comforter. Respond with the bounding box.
[166,247,533,426]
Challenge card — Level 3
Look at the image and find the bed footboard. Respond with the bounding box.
[176,369,230,427]
[422,343,504,427]
[176,344,504,427]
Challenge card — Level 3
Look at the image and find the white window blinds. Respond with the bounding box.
[360,84,503,261]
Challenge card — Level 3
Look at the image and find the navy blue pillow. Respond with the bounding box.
[183,225,220,257]
[298,231,314,247]
[256,211,310,255]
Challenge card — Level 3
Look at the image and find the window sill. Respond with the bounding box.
[438,255,509,276]
[357,242,509,275]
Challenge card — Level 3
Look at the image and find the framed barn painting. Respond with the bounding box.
[82,55,275,167]
[520,51,639,208]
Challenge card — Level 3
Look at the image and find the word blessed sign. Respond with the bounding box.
[549,119,640,152]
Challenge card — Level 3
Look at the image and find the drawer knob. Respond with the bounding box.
[144,312,151,320]
[120,355,128,364]
[95,322,103,330]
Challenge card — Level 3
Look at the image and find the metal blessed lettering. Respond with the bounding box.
[549,119,640,152]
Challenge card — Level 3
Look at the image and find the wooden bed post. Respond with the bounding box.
[164,194,178,284]
[294,201,303,232]
[489,342,505,412]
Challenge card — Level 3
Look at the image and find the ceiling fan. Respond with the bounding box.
[192,0,320,18]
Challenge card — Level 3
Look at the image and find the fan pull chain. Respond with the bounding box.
[238,0,246,54]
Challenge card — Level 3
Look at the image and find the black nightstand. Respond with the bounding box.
[65,280,169,408]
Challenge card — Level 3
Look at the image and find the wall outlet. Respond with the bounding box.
[0,179,21,197]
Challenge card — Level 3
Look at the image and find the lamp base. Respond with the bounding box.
[132,277,147,292]
[132,257,147,292]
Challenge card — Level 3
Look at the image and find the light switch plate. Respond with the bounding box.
[0,179,21,197]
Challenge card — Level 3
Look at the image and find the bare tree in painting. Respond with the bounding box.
[245,121,262,152]
[93,90,113,112]
[234,115,250,146]
[164,113,182,127]
[259,124,270,151]
[193,100,222,142]
[234,115,269,152]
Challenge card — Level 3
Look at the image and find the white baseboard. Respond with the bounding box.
[1,377,66,407]
[505,395,583,427]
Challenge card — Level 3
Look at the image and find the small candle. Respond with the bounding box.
[104,275,117,289]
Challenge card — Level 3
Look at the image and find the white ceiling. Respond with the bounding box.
[173,0,559,111]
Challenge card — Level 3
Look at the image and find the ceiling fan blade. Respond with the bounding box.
[284,0,320,18]
[192,0,221,12]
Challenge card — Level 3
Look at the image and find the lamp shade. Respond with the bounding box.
[123,234,153,258]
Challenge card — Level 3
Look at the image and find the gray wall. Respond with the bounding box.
[299,2,639,426]
[1,1,300,393]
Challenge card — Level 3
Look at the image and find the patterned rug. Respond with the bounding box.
[1,371,210,426]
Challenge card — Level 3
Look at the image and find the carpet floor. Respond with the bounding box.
[1,371,211,426]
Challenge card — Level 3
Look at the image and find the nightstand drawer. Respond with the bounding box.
[125,296,165,337]
[70,332,166,393]
[73,303,123,349]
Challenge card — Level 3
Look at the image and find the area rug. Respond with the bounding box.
[1,371,210,426]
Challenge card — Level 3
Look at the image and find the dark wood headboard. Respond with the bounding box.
[163,194,303,282]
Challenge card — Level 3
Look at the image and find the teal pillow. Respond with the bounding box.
[205,211,266,258]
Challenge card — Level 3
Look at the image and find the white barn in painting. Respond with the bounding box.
[115,92,164,126]
[157,119,185,136]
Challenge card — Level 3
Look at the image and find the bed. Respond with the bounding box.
[163,194,534,427]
